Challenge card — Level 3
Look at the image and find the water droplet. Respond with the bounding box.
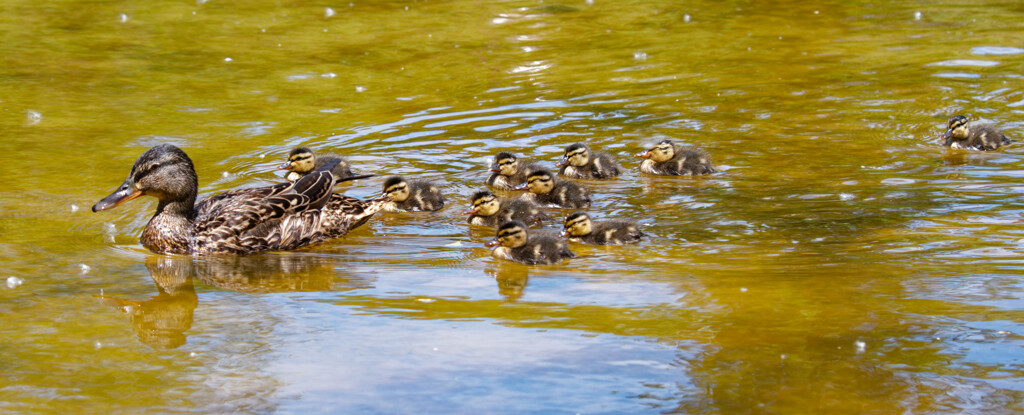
[855,340,866,353]
[914,11,922,20]
[324,7,336,18]
[70,204,79,213]
[222,171,231,178]
[633,51,647,60]
[7,276,24,289]
[79,264,91,274]
[814,10,819,15]
[683,14,691,23]
[94,341,103,349]
[190,352,197,357]
[118,13,129,23]
[739,287,748,293]
[585,0,593,4]
[26,110,42,125]
[355,86,366,93]
[321,72,336,78]
[224,57,233,62]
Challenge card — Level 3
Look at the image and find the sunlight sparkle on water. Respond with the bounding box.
[6,277,23,289]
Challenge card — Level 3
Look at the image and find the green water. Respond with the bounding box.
[2,0,1023,413]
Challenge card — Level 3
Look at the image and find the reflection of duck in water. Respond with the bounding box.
[92,144,388,254]
[484,262,530,301]
[941,115,1011,151]
[98,256,197,349]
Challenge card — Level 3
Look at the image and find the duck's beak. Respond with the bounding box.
[276,162,294,170]
[635,150,651,158]
[484,238,500,248]
[92,177,143,212]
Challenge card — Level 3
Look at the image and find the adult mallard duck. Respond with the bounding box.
[92,144,388,255]
[486,151,542,190]
[278,146,366,182]
[514,168,591,209]
[941,115,1011,151]
[560,211,643,245]
[485,220,574,265]
[463,189,549,227]
[556,143,621,179]
[635,139,716,176]
[381,176,445,212]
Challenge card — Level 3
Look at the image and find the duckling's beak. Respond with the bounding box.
[555,157,568,167]
[488,164,500,172]
[558,229,569,238]
[941,129,953,140]
[276,162,294,170]
[512,183,529,191]
[461,208,477,215]
[635,150,651,159]
[484,238,500,248]
[92,178,143,212]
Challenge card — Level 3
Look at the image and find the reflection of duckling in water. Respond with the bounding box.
[515,168,591,209]
[556,143,622,179]
[486,151,543,190]
[464,190,549,227]
[941,115,1012,151]
[560,211,643,245]
[278,147,365,182]
[381,176,445,212]
[635,139,716,176]
[485,220,574,265]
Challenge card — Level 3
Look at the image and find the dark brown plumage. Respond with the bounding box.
[516,168,591,209]
[556,143,621,179]
[464,190,549,227]
[635,139,716,176]
[485,220,574,265]
[560,211,643,245]
[381,176,445,212]
[486,151,543,190]
[942,115,1011,151]
[278,147,362,183]
[92,144,387,255]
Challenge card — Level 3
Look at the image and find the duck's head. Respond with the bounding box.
[93,144,199,212]
[560,211,593,238]
[943,115,970,142]
[382,176,411,202]
[278,147,316,174]
[514,169,555,194]
[464,190,500,216]
[490,151,520,176]
[485,220,529,249]
[557,143,590,167]
[635,139,675,162]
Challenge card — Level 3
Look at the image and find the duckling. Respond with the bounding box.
[635,139,716,175]
[484,220,574,265]
[486,151,543,190]
[92,144,388,255]
[556,143,622,179]
[381,176,445,212]
[942,115,1011,151]
[515,168,591,209]
[463,190,549,227]
[560,212,643,245]
[278,147,361,182]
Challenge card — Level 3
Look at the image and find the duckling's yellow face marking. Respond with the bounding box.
[384,181,410,202]
[495,156,519,176]
[649,143,675,162]
[287,151,316,173]
[564,147,590,167]
[526,173,554,194]
[949,123,969,139]
[471,194,500,216]
[563,214,592,237]
[496,225,528,248]
[945,116,970,140]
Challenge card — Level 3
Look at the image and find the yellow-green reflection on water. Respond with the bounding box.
[2,0,1024,413]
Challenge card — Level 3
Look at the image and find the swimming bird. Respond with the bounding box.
[381,176,445,212]
[463,189,549,227]
[484,220,574,265]
[486,151,543,190]
[92,144,388,255]
[278,147,364,182]
[515,168,591,209]
[941,115,1011,151]
[560,212,643,245]
[635,139,716,175]
[556,143,622,179]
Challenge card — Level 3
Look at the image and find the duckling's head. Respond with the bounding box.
[382,176,411,202]
[557,143,590,167]
[517,169,555,195]
[485,220,529,249]
[464,190,500,216]
[560,211,593,238]
[279,147,317,174]
[635,140,676,163]
[491,151,520,176]
[93,144,199,212]
[943,115,970,141]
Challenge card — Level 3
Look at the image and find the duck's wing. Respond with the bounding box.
[194,170,335,252]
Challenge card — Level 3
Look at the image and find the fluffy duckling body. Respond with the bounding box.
[486,152,543,190]
[635,140,716,176]
[279,147,361,182]
[516,169,591,209]
[942,115,1011,151]
[560,212,643,245]
[556,143,622,179]
[92,144,387,255]
[485,220,574,265]
[464,190,549,227]
[382,176,445,212]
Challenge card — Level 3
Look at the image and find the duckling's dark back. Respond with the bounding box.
[511,234,574,265]
[536,180,591,209]
[500,199,550,226]
[584,220,644,245]
[398,179,445,211]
